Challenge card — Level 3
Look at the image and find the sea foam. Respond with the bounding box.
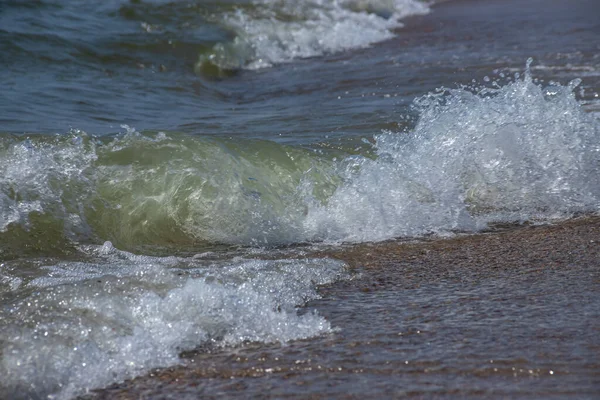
[197,0,430,71]
[0,244,347,399]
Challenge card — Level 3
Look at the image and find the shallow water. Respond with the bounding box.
[88,217,600,399]
[1,0,599,398]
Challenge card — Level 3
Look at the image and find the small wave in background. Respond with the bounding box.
[0,0,434,135]
[196,0,430,72]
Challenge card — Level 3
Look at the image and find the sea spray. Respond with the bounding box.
[304,60,600,240]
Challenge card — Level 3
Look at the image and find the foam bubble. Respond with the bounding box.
[0,247,347,399]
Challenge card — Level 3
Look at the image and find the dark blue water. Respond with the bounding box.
[2,0,598,139]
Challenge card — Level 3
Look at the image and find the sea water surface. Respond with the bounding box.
[1,0,599,398]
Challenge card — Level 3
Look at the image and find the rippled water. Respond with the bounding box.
[1,0,599,398]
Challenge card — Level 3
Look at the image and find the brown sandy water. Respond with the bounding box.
[87,216,600,399]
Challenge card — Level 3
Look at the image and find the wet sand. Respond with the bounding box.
[87,215,600,399]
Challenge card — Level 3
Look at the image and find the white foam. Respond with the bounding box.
[200,0,430,69]
[303,62,600,241]
[0,246,347,399]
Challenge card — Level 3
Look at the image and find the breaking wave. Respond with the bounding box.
[1,62,599,256]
